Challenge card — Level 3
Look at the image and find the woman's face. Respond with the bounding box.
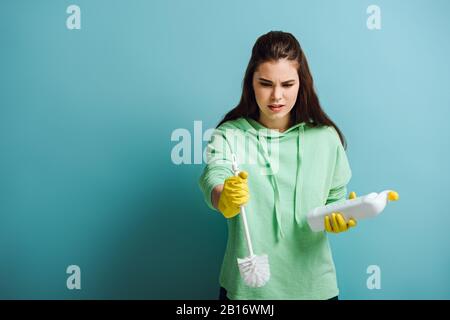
[252,59,300,131]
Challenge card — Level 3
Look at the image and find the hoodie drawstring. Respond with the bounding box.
[257,134,284,240]
[256,124,305,241]
[294,125,304,225]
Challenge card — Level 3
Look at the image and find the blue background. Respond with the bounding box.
[1,0,449,299]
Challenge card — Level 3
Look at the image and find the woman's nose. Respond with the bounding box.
[272,86,283,101]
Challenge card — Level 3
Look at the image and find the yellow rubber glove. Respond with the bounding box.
[218,171,249,219]
[324,191,358,233]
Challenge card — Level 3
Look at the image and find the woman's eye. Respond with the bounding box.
[259,83,294,88]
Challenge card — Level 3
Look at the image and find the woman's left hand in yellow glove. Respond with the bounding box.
[324,191,358,233]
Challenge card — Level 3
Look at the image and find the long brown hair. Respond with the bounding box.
[217,31,347,149]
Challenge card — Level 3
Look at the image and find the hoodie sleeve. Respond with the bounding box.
[198,127,234,211]
[325,128,352,205]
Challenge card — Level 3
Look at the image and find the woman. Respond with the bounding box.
[198,31,356,300]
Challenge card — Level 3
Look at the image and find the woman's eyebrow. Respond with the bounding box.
[258,77,296,84]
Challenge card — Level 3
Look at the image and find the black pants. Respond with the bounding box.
[219,287,339,300]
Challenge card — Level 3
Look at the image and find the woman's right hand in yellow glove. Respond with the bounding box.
[217,171,250,219]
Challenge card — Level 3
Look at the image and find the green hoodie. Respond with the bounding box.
[198,117,352,300]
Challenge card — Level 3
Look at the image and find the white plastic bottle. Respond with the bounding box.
[306,190,399,232]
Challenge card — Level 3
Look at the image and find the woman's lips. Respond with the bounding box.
[268,104,285,112]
